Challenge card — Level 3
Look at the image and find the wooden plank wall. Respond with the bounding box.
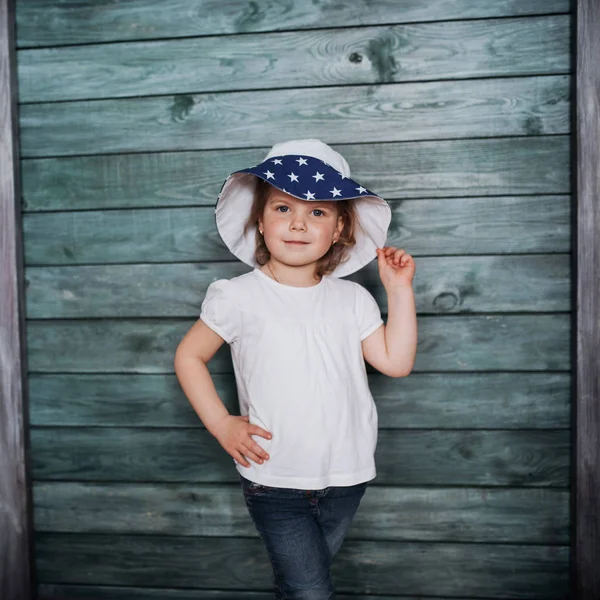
[15,1,572,598]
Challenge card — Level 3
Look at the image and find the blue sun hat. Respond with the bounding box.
[215,138,392,277]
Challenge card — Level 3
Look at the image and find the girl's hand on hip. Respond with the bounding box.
[212,415,272,468]
[376,246,415,290]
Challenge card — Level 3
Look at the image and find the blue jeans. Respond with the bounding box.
[239,473,368,599]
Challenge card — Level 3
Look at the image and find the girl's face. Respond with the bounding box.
[258,189,344,268]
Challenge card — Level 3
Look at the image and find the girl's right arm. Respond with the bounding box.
[174,319,271,467]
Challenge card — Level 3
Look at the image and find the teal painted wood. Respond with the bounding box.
[15,0,570,48]
[20,137,570,212]
[32,481,569,544]
[16,16,570,102]
[21,196,570,265]
[36,586,509,600]
[18,76,570,158]
[27,372,570,429]
[34,534,569,598]
[36,585,514,600]
[24,255,570,318]
[29,428,568,486]
[25,314,570,373]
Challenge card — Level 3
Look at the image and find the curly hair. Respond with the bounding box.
[243,177,358,277]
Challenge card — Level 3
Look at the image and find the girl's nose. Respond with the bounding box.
[290,215,307,231]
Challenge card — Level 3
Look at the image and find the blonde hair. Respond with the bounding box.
[243,178,358,277]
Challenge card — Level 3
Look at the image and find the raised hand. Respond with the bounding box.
[376,246,416,291]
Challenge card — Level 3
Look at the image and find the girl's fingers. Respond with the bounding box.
[233,449,250,468]
[251,425,272,440]
[246,438,270,460]
[240,441,266,464]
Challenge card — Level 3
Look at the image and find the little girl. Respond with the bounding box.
[174,139,417,599]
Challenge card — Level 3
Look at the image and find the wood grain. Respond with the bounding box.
[35,585,525,600]
[33,481,569,544]
[29,428,568,487]
[21,197,570,265]
[17,16,570,102]
[27,371,570,430]
[34,534,569,598]
[20,137,570,211]
[0,1,32,599]
[16,0,570,47]
[25,314,570,373]
[24,255,570,318]
[18,75,570,157]
[575,0,600,598]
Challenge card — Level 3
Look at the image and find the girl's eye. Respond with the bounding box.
[312,209,326,217]
[276,205,289,212]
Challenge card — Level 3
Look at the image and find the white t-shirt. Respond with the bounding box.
[199,268,384,489]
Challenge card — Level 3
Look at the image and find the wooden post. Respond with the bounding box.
[574,0,600,598]
[0,0,34,598]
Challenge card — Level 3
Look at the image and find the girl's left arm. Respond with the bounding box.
[361,247,418,378]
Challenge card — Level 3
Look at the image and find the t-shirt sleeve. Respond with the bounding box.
[354,282,384,341]
[199,279,240,344]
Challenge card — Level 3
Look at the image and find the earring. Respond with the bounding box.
[259,229,263,235]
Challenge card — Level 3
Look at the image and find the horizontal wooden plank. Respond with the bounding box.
[27,372,571,430]
[29,428,568,486]
[22,196,570,266]
[18,76,570,157]
[36,583,488,600]
[16,0,570,48]
[32,481,569,544]
[20,137,570,212]
[25,314,570,373]
[24,255,570,318]
[17,16,570,102]
[35,534,569,598]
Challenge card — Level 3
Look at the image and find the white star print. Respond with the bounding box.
[288,172,299,182]
[264,170,275,180]
[356,186,367,194]
[296,157,308,166]
[338,170,347,179]
[303,190,315,200]
[271,158,283,165]
[312,171,324,182]
[330,187,341,197]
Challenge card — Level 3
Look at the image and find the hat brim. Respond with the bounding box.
[214,155,391,278]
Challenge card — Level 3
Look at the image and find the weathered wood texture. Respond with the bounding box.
[32,481,569,543]
[0,1,33,600]
[24,256,570,317]
[13,0,575,598]
[15,0,570,47]
[27,372,570,429]
[574,0,600,598]
[22,197,570,265]
[17,16,570,102]
[19,75,570,157]
[29,428,569,486]
[38,588,562,600]
[34,534,569,598]
[25,314,570,373]
[36,588,554,600]
[21,137,570,210]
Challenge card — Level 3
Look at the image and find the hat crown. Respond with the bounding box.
[264,139,351,177]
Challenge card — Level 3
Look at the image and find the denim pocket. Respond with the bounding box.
[240,475,270,496]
